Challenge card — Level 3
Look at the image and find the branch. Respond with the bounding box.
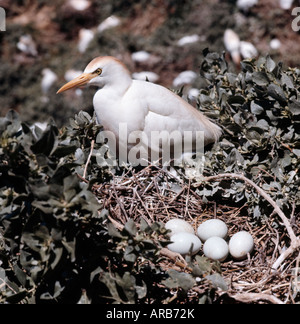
[202,173,298,243]
[83,139,95,179]
[228,292,284,304]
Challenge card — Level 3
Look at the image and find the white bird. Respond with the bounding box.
[78,29,94,54]
[188,88,200,101]
[57,56,221,164]
[279,0,294,10]
[270,39,282,50]
[237,0,258,12]
[67,0,91,11]
[17,34,38,57]
[97,15,121,33]
[64,69,83,82]
[224,29,241,65]
[41,68,58,94]
[173,71,198,87]
[240,41,258,59]
[177,34,201,47]
[131,51,151,63]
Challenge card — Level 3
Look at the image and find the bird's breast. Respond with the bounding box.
[93,88,148,135]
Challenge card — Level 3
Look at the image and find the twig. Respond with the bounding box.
[83,139,95,179]
[77,173,89,183]
[111,181,129,221]
[160,248,192,272]
[272,245,296,271]
[108,216,124,231]
[185,179,192,220]
[228,292,284,304]
[133,188,153,221]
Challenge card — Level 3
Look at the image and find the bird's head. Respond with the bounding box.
[57,56,131,94]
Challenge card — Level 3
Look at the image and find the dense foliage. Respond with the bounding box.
[0,110,224,304]
[198,50,299,221]
[0,52,299,303]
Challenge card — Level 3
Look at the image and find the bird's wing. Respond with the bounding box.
[132,81,221,145]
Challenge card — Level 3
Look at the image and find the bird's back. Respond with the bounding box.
[129,80,222,146]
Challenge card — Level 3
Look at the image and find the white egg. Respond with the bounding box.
[197,219,228,242]
[165,219,195,237]
[229,231,254,260]
[203,237,229,262]
[168,233,202,255]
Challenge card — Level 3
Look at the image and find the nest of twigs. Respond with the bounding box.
[91,165,300,304]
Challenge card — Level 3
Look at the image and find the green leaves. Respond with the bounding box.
[198,50,300,223]
[1,111,197,304]
[0,111,104,303]
[265,55,277,73]
[163,270,196,292]
[30,125,59,156]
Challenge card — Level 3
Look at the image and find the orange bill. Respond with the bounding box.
[57,73,95,94]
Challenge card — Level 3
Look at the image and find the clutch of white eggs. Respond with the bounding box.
[165,218,254,262]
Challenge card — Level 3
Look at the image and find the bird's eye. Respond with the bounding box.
[94,68,102,75]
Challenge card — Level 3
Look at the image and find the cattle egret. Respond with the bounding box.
[173,71,198,87]
[98,16,121,33]
[68,0,91,11]
[57,56,222,164]
[131,51,151,63]
[240,41,258,59]
[224,29,241,65]
[279,0,294,10]
[41,69,58,94]
[177,35,201,47]
[188,88,200,100]
[17,34,38,57]
[237,0,258,12]
[270,39,281,50]
[64,69,83,82]
[78,29,94,53]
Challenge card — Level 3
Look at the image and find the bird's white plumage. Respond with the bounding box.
[132,71,159,83]
[58,56,222,161]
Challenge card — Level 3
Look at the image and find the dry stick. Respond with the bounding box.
[199,173,300,271]
[83,139,95,179]
[108,216,124,231]
[229,292,284,305]
[160,248,193,272]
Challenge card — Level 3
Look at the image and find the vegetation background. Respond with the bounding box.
[0,0,300,126]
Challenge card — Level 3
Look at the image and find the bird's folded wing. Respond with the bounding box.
[137,81,221,144]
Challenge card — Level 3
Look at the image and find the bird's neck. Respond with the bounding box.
[103,65,132,96]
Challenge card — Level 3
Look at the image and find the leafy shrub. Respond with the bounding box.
[0,111,224,304]
[198,50,299,221]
